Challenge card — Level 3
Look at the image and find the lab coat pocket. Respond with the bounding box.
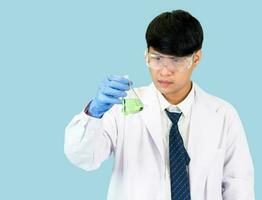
[204,149,224,200]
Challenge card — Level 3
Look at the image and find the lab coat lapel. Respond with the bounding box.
[188,83,223,198]
[139,83,165,163]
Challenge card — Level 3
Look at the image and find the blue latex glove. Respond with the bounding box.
[88,75,131,118]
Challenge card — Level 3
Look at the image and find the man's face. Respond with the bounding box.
[146,47,201,97]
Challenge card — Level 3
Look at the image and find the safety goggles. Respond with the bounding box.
[145,50,195,72]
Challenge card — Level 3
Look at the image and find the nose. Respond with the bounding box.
[159,62,173,76]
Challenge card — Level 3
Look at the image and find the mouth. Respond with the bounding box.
[158,80,173,87]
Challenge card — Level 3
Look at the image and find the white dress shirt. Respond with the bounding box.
[155,82,195,200]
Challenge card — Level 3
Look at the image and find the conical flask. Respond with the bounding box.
[121,77,143,115]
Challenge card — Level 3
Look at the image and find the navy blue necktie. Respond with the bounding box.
[165,109,191,200]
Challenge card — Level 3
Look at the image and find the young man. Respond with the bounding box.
[64,10,254,200]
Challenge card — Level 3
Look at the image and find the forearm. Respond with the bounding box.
[64,111,113,171]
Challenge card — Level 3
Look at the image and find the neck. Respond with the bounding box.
[164,81,192,105]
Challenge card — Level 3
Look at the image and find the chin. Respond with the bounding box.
[156,84,177,95]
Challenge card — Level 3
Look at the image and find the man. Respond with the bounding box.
[64,10,254,200]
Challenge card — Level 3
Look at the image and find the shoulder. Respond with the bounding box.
[194,82,240,120]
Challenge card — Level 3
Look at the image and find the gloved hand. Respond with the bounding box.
[88,75,131,118]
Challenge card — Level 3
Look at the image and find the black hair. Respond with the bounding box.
[145,10,203,57]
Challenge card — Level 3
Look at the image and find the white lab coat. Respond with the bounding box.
[64,82,254,200]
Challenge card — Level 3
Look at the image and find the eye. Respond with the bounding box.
[171,58,180,62]
[151,55,161,61]
[172,58,186,65]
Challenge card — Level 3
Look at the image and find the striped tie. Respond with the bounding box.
[165,109,191,200]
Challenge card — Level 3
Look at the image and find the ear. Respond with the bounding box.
[192,49,202,68]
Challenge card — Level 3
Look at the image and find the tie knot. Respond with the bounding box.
[165,109,182,124]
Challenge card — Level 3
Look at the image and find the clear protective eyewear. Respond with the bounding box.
[145,49,195,72]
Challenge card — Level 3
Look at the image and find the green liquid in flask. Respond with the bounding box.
[122,98,143,115]
[121,76,144,115]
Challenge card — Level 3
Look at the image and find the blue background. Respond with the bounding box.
[0,0,261,199]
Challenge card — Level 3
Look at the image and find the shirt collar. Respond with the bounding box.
[156,81,195,117]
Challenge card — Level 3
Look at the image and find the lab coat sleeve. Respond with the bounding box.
[64,105,118,171]
[222,106,255,200]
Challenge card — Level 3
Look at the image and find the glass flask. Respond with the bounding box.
[121,78,144,115]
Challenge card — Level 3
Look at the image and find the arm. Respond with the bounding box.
[64,105,118,171]
[222,107,255,200]
[64,75,130,171]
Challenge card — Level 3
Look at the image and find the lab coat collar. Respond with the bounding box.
[140,81,218,113]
